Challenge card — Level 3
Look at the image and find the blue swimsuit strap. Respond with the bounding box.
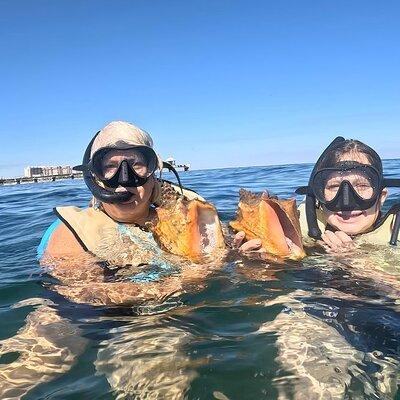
[117,224,177,283]
[37,219,62,259]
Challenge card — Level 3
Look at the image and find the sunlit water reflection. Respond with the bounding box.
[1,161,400,399]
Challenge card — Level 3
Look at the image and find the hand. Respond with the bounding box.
[319,230,354,253]
[233,231,264,253]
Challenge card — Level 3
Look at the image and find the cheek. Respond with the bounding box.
[325,212,338,227]
[365,204,380,218]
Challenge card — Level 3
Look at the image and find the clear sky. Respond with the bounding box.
[1,0,399,177]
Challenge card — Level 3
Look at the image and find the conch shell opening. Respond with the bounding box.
[149,182,226,262]
[230,189,305,260]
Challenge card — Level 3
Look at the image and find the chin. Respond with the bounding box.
[330,220,368,236]
[337,226,362,235]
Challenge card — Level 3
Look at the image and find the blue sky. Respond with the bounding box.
[1,0,399,177]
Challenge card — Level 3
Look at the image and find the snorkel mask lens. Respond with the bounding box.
[312,162,382,211]
[91,147,158,188]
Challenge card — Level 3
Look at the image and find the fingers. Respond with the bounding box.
[240,238,262,252]
[320,230,354,253]
[232,231,246,248]
[335,231,353,245]
[321,231,341,250]
[233,232,264,254]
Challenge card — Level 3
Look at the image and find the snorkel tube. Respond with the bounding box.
[295,136,345,239]
[161,161,184,195]
[74,131,133,204]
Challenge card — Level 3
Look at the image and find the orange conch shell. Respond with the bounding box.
[230,189,306,260]
[149,182,226,262]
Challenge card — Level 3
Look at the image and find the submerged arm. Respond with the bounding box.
[41,223,219,307]
[41,223,185,306]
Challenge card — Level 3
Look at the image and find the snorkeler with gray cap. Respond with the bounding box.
[38,120,204,302]
[1,121,211,400]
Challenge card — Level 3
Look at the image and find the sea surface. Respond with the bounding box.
[1,162,400,399]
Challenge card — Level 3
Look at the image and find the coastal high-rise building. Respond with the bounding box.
[24,166,73,178]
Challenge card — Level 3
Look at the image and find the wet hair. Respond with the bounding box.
[318,139,383,173]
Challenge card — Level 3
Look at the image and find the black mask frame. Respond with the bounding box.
[89,146,158,189]
[312,161,383,212]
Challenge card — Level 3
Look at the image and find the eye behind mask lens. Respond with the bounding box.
[321,180,379,211]
[100,160,149,188]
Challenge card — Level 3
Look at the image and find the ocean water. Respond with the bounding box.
[1,162,400,399]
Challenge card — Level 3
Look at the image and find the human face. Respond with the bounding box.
[100,149,156,224]
[323,153,387,235]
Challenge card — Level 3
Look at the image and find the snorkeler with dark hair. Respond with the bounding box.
[295,136,400,251]
[235,137,400,253]
[231,137,400,399]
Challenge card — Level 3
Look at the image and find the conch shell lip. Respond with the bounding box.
[230,189,306,260]
[150,182,226,263]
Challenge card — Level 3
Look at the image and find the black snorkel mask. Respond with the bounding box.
[74,131,184,204]
[312,161,383,212]
[296,136,400,242]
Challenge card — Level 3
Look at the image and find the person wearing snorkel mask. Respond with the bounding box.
[4,121,203,399]
[39,121,164,260]
[234,136,400,253]
[295,137,400,251]
[38,120,204,305]
[232,138,400,399]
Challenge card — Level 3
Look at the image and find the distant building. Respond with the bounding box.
[24,166,43,177]
[24,165,73,178]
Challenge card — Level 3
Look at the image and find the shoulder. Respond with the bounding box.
[41,219,87,258]
[359,213,397,246]
[48,222,87,257]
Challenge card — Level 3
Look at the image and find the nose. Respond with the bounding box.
[118,161,130,184]
[342,182,350,207]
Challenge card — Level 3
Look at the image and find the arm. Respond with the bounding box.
[40,224,188,306]
[46,222,87,258]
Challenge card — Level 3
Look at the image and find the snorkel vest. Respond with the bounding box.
[296,136,400,246]
[53,181,205,267]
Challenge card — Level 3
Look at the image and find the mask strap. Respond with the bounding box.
[383,178,400,187]
[372,202,400,231]
[390,211,400,245]
[305,136,346,239]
